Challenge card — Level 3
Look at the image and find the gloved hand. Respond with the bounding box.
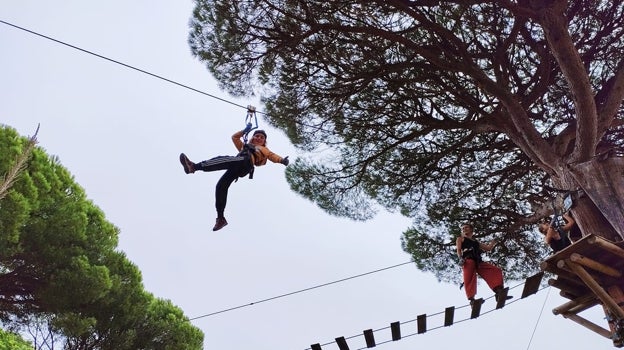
[281,156,289,166]
[242,123,253,134]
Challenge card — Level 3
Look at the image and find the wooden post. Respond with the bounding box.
[556,259,603,285]
[562,312,612,339]
[548,277,588,294]
[564,259,624,320]
[588,235,624,259]
[570,253,622,277]
[552,293,596,315]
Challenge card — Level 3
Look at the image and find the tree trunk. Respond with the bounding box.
[569,156,624,241]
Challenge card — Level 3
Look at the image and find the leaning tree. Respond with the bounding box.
[188,0,624,282]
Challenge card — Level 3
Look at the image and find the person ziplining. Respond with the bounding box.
[179,106,289,231]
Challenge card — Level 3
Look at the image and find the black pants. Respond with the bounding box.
[195,155,252,217]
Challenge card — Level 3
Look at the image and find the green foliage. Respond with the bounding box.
[189,1,624,280]
[0,125,203,349]
[0,328,32,350]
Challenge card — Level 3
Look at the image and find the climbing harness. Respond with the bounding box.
[549,198,567,236]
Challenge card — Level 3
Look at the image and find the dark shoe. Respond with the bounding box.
[213,217,228,231]
[494,287,513,302]
[179,153,195,174]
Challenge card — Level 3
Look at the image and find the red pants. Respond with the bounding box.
[462,259,503,299]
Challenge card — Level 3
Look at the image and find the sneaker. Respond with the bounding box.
[179,153,195,174]
[213,217,228,231]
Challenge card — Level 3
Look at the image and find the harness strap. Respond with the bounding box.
[237,143,256,179]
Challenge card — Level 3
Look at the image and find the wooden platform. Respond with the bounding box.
[541,234,624,347]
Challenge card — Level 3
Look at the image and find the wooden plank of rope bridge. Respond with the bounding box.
[311,344,322,350]
[562,312,612,339]
[521,272,544,298]
[470,298,484,319]
[444,306,455,327]
[495,287,509,309]
[390,321,401,341]
[363,329,375,348]
[335,336,349,350]
[564,259,624,320]
[570,252,622,277]
[417,314,426,334]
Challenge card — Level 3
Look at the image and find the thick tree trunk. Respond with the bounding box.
[569,156,624,241]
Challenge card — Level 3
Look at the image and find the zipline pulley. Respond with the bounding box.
[242,105,259,143]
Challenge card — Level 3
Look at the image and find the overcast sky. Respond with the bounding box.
[0,2,612,350]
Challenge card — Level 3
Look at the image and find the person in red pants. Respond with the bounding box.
[456,222,511,305]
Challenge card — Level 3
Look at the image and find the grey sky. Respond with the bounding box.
[0,1,610,349]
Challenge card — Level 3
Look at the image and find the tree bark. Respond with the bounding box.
[569,156,624,241]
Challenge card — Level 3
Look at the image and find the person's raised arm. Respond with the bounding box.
[480,239,498,252]
[456,236,463,258]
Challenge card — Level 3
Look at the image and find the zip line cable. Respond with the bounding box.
[188,261,414,321]
[0,19,249,111]
[0,19,414,323]
[2,19,558,348]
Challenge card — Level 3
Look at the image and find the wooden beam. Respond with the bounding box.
[565,259,624,320]
[553,293,596,315]
[557,259,602,284]
[588,235,624,259]
[521,272,544,298]
[417,314,426,334]
[548,277,589,297]
[390,321,401,341]
[570,253,622,277]
[552,260,604,284]
[335,337,349,350]
[562,312,612,339]
[363,329,375,348]
[568,298,600,315]
[444,306,455,327]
